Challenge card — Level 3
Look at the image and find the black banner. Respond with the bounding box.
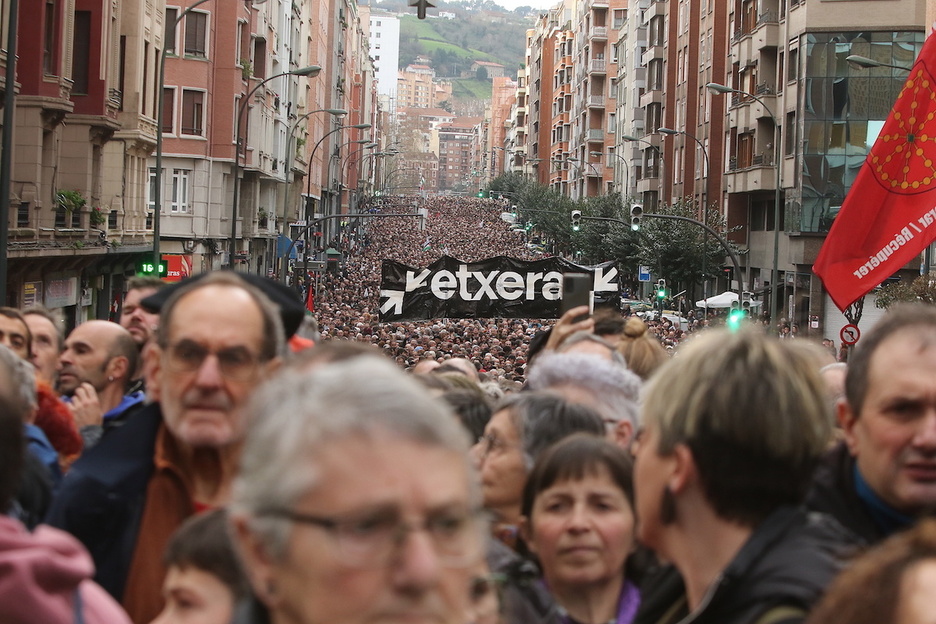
[379,255,620,321]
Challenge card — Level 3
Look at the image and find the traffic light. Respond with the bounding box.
[727,297,744,332]
[571,210,582,232]
[630,203,643,231]
[137,259,167,277]
[740,291,753,318]
[476,189,484,198]
[656,279,666,299]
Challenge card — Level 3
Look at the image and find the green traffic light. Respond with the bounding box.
[656,289,665,299]
[727,309,745,332]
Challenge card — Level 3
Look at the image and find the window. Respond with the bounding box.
[184,11,207,57]
[253,38,266,78]
[148,168,157,213]
[162,87,175,133]
[44,0,56,74]
[171,169,190,213]
[165,7,178,54]
[72,11,92,94]
[181,90,205,136]
[17,202,29,228]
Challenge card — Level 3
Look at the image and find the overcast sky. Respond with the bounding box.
[494,0,558,12]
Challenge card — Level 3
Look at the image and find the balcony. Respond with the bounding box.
[588,94,606,108]
[639,88,663,108]
[728,92,780,128]
[587,128,605,142]
[724,152,778,194]
[642,45,665,65]
[643,0,665,22]
[733,13,780,66]
[590,26,608,40]
[589,58,607,74]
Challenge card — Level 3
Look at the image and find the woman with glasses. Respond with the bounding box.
[520,434,645,624]
[470,392,606,549]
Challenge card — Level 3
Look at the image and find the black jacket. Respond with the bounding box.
[634,507,855,624]
[804,442,882,545]
[44,403,163,600]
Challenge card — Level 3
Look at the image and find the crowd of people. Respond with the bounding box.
[0,193,933,624]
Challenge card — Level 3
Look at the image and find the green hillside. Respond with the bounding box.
[397,13,527,80]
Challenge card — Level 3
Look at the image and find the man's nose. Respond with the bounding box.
[194,353,224,387]
[389,527,442,594]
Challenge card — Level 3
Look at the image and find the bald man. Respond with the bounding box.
[57,320,142,447]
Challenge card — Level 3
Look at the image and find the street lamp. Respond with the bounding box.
[277,108,346,281]
[229,64,322,267]
[844,54,911,72]
[299,122,371,289]
[155,0,268,271]
[658,126,713,305]
[622,134,664,208]
[707,81,782,319]
[591,151,629,197]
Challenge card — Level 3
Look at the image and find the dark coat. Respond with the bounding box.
[44,403,163,601]
[634,507,855,624]
[804,442,882,545]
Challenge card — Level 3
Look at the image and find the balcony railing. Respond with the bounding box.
[589,58,607,73]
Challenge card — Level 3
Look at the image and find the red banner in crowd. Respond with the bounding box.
[814,31,936,312]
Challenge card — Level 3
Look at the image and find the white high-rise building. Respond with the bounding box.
[367,10,401,110]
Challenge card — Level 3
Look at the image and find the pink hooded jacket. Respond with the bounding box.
[0,515,131,624]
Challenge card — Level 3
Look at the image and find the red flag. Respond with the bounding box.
[305,287,315,313]
[813,32,936,312]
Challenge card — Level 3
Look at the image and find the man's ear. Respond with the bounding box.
[143,342,162,403]
[106,355,130,383]
[838,399,860,457]
[231,515,280,608]
[611,419,633,449]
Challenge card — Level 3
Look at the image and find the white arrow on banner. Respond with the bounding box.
[379,289,405,315]
[593,266,619,292]
[405,269,432,292]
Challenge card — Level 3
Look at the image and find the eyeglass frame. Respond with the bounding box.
[475,432,521,458]
[162,338,264,381]
[257,506,488,568]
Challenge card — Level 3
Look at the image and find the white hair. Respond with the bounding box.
[526,351,642,427]
[230,356,476,558]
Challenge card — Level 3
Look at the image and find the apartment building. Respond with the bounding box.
[569,0,629,200]
[438,117,483,192]
[0,0,380,309]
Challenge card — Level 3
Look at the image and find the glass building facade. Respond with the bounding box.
[789,30,925,233]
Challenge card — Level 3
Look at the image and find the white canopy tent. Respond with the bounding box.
[695,291,762,309]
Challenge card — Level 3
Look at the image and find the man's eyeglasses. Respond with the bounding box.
[262,507,486,568]
[475,433,519,457]
[164,340,260,380]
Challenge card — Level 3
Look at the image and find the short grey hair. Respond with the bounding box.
[557,330,627,366]
[526,351,642,427]
[0,344,36,418]
[230,356,475,558]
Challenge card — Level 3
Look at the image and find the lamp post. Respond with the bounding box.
[155,0,226,272]
[229,64,321,268]
[0,0,20,301]
[621,134,665,208]
[591,150,629,197]
[707,81,781,319]
[277,108,346,281]
[335,140,375,217]
[299,122,371,290]
[658,127,713,304]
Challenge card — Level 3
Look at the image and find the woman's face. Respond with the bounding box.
[473,408,527,523]
[525,467,635,590]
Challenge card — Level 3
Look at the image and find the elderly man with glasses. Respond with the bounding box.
[229,357,486,624]
[46,272,285,623]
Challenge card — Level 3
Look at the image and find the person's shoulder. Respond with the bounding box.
[805,442,881,544]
